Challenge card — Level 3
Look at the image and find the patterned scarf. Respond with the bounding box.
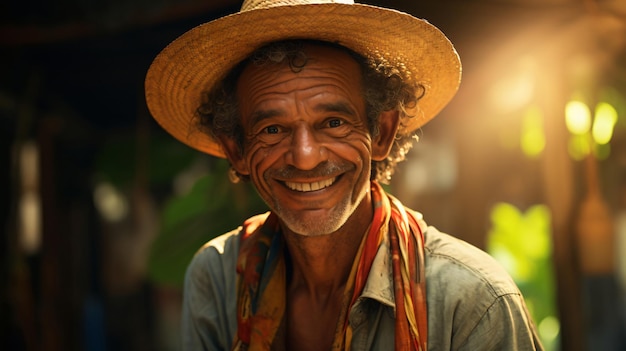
[232,182,427,350]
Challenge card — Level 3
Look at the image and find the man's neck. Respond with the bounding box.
[279,190,375,351]
[281,194,373,299]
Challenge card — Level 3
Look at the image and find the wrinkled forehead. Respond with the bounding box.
[236,43,363,96]
[236,43,366,115]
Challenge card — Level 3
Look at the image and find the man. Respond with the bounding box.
[145,0,544,350]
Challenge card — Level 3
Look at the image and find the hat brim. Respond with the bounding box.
[145,3,461,158]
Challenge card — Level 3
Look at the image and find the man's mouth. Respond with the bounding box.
[284,177,337,192]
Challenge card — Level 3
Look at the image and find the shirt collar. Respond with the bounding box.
[360,232,395,307]
[359,211,427,309]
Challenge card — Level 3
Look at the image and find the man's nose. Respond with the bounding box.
[285,124,328,170]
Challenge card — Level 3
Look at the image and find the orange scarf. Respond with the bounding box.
[232,182,427,350]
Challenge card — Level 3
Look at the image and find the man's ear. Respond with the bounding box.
[217,135,249,176]
[371,110,400,161]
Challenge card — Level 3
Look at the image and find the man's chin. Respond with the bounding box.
[272,189,371,237]
[278,209,347,237]
[285,220,345,237]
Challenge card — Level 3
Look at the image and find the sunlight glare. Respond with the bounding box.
[565,100,591,135]
[592,102,618,144]
[488,57,535,113]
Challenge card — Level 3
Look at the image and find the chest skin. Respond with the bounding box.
[285,284,346,351]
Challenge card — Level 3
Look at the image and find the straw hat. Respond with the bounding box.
[145,0,461,158]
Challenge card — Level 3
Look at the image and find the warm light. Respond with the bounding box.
[18,141,42,254]
[94,182,129,222]
[565,100,591,135]
[488,56,536,113]
[521,105,545,158]
[592,102,618,144]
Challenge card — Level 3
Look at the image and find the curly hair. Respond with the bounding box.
[196,39,425,184]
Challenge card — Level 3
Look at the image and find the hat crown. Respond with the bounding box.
[241,0,354,12]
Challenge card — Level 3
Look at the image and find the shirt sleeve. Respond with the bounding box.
[424,227,544,351]
[458,293,544,351]
[181,230,240,351]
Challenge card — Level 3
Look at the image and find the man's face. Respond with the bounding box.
[223,44,394,236]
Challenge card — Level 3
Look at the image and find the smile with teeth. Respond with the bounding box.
[284,177,337,192]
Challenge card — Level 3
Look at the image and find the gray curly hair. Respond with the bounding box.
[196,39,425,184]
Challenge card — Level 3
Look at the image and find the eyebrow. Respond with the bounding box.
[248,101,358,126]
[313,102,357,117]
[249,109,285,127]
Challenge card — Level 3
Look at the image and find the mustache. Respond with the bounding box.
[268,161,354,180]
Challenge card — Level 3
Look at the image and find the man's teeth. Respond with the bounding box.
[285,178,336,192]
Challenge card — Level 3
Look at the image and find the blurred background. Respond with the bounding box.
[1,0,625,350]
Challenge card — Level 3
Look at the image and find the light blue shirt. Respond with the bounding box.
[181,216,543,350]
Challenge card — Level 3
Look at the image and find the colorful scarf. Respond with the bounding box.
[232,182,427,350]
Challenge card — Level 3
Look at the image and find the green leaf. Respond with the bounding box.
[148,171,267,287]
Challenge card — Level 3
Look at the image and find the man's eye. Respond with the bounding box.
[264,125,280,134]
[328,119,344,128]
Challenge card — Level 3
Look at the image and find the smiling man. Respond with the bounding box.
[227,44,389,239]
[145,1,544,350]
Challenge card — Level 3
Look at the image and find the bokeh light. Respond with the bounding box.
[93,182,129,222]
[568,134,591,160]
[521,105,546,158]
[565,100,592,135]
[488,203,559,349]
[592,102,618,145]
